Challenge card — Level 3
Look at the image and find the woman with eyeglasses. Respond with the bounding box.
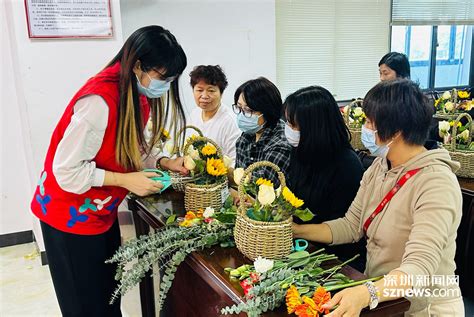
[232,77,291,184]
[284,86,366,271]
[30,26,188,316]
[187,65,241,166]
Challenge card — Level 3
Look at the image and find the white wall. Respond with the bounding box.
[1,0,124,250]
[120,0,277,115]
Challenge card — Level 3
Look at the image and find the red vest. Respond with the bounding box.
[31,62,150,235]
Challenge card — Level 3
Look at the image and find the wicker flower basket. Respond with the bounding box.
[442,113,474,178]
[169,125,203,192]
[344,99,366,151]
[433,88,462,121]
[183,136,229,211]
[233,161,293,260]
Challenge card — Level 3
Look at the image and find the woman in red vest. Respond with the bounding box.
[30,25,188,316]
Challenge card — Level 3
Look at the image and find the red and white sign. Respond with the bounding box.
[25,0,113,39]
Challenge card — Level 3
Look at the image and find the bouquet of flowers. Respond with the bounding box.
[439,119,473,149]
[434,88,472,115]
[342,99,366,128]
[233,169,313,223]
[183,135,231,185]
[221,250,380,317]
[107,198,237,311]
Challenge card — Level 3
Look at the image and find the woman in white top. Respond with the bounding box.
[187,65,241,166]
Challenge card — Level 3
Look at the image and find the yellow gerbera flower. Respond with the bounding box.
[256,177,273,187]
[201,143,217,156]
[206,158,227,176]
[282,187,304,208]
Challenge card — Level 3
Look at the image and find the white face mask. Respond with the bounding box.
[284,123,300,147]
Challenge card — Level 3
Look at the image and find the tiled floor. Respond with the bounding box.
[0,217,142,317]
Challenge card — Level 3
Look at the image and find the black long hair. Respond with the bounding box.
[107,25,187,170]
[379,52,411,79]
[284,86,352,200]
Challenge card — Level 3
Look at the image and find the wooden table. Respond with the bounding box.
[128,191,410,317]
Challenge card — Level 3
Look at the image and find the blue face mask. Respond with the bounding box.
[361,125,394,158]
[136,72,171,98]
[237,112,263,134]
[361,125,380,154]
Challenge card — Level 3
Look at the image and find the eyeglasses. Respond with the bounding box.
[232,103,255,118]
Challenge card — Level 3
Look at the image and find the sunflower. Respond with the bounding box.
[458,90,470,99]
[256,177,273,187]
[201,143,217,156]
[282,187,304,208]
[206,158,227,176]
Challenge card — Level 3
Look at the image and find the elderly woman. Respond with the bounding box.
[233,77,291,184]
[378,52,411,81]
[293,80,463,316]
[188,65,241,166]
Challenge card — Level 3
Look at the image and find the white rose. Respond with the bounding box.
[457,129,469,142]
[343,105,349,114]
[353,107,363,117]
[183,155,196,170]
[187,145,201,160]
[203,206,215,218]
[233,168,245,185]
[445,101,454,112]
[438,121,450,133]
[223,155,233,168]
[257,184,276,206]
[442,91,452,100]
[253,256,274,274]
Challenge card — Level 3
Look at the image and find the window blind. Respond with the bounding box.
[276,0,391,101]
[392,0,474,25]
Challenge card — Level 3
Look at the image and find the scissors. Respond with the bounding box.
[142,169,194,193]
[292,239,308,252]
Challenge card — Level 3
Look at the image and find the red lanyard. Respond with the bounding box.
[363,168,421,235]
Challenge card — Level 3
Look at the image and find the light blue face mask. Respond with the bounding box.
[361,125,380,154]
[136,72,171,98]
[237,112,263,134]
[361,125,394,158]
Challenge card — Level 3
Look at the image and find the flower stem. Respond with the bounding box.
[324,276,383,292]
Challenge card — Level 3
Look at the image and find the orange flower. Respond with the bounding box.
[184,211,197,220]
[294,297,318,317]
[286,285,302,314]
[312,286,331,314]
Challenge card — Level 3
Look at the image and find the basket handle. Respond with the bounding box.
[171,125,203,156]
[182,135,223,158]
[451,113,473,148]
[237,161,286,216]
[343,98,363,124]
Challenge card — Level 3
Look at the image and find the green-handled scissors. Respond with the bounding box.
[142,169,194,193]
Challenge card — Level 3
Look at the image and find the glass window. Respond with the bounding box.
[391,24,472,89]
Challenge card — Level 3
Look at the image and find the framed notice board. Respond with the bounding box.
[24,0,113,39]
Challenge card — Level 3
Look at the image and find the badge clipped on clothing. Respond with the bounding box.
[292,239,309,252]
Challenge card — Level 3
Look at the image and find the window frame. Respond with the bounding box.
[390,24,474,91]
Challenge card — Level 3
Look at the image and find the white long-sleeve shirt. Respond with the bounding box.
[187,104,241,167]
[52,95,159,194]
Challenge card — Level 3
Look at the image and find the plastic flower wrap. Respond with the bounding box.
[242,177,314,222]
[182,137,228,185]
